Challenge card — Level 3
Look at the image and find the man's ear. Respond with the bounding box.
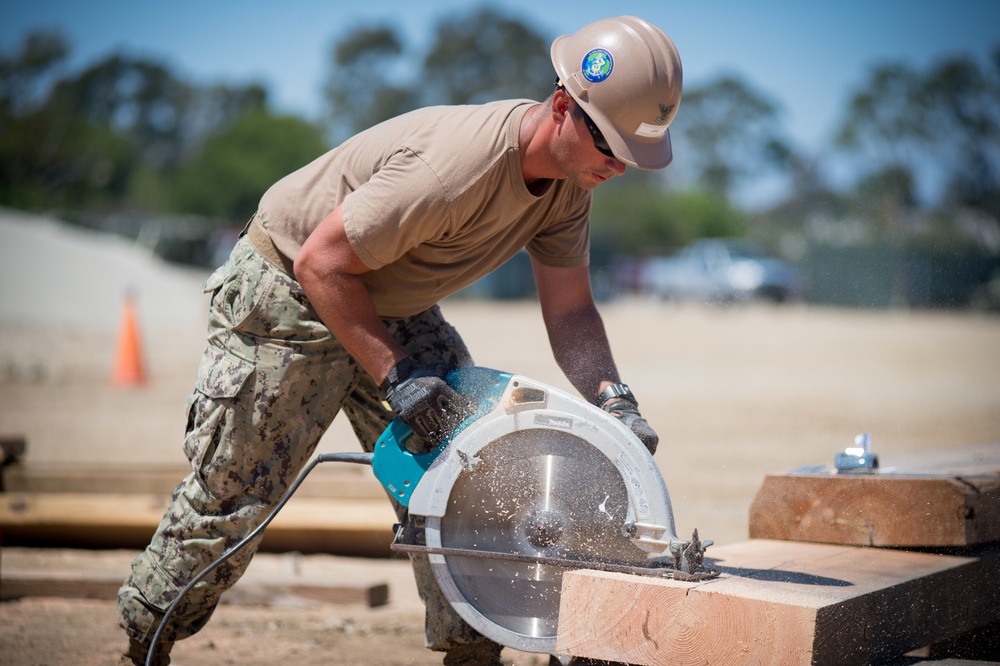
[552,89,571,122]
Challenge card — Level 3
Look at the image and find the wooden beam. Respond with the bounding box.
[0,569,390,608]
[749,474,1000,547]
[556,539,1000,665]
[0,492,396,556]
[1,463,386,499]
[749,443,1000,547]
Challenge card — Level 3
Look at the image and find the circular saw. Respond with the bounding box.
[372,367,715,655]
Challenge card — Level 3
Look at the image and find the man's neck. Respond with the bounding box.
[518,103,558,189]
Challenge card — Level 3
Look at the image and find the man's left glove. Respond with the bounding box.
[598,383,659,455]
[383,358,476,451]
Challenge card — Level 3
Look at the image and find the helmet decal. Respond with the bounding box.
[656,103,674,125]
[581,48,614,83]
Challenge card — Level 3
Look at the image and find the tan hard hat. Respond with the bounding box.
[551,16,683,170]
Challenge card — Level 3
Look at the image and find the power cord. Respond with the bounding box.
[145,451,374,666]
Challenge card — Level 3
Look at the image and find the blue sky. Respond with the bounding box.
[3,1,999,159]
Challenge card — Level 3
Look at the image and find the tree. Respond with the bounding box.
[48,54,267,171]
[322,8,552,142]
[422,8,551,105]
[836,64,928,163]
[0,30,75,208]
[0,105,138,210]
[922,50,1000,217]
[46,54,191,170]
[670,74,792,199]
[0,29,68,121]
[323,24,419,144]
[0,34,273,214]
[590,177,745,259]
[171,111,327,221]
[835,49,1000,220]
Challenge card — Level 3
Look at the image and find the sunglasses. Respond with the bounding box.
[579,107,616,159]
[555,78,615,159]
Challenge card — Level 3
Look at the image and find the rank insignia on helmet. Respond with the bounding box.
[581,48,614,82]
[656,103,673,124]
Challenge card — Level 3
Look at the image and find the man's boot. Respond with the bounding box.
[119,637,173,666]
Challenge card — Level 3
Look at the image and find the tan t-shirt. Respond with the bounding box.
[258,100,591,318]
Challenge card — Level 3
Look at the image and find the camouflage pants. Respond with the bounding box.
[117,235,497,655]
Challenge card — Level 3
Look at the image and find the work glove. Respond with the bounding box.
[383,359,476,452]
[600,389,659,455]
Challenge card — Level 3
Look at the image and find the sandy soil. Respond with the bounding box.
[1,210,998,664]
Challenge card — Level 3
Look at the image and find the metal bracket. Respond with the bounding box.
[836,432,880,473]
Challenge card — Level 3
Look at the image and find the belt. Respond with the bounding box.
[246,216,295,277]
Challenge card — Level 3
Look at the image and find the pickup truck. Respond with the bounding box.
[640,239,804,304]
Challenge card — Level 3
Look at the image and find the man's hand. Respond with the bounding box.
[384,360,475,450]
[602,396,659,455]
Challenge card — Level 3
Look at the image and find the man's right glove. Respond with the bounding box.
[382,358,476,451]
[598,383,659,455]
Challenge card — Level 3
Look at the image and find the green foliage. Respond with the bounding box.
[835,63,928,155]
[591,179,745,258]
[3,17,997,276]
[0,29,275,218]
[854,166,917,211]
[171,111,327,221]
[0,29,68,118]
[0,106,138,210]
[836,48,1000,219]
[670,74,791,199]
[46,54,192,170]
[324,24,419,144]
[422,8,551,105]
[322,6,551,141]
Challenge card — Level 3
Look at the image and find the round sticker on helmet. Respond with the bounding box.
[581,49,614,83]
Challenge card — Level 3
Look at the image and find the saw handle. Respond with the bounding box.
[386,366,511,449]
[372,367,512,506]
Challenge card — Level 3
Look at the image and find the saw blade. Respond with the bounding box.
[436,427,647,643]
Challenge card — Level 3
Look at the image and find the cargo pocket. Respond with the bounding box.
[202,258,234,296]
[203,241,276,333]
[183,345,256,500]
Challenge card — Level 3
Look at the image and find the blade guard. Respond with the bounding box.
[372,367,512,506]
[414,371,679,547]
[373,366,684,555]
[406,368,685,654]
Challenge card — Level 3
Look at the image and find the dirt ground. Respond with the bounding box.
[1,211,999,664]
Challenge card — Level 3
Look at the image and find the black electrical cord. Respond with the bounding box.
[144,451,374,666]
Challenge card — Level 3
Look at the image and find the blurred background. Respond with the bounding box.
[1,7,999,661]
[1,0,999,570]
[2,0,999,309]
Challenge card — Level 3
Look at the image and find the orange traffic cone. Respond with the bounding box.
[113,292,146,386]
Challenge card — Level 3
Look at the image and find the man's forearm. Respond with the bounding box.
[545,303,620,402]
[294,206,409,386]
[297,267,405,386]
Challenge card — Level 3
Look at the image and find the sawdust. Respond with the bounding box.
[2,210,999,664]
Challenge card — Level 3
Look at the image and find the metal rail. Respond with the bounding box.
[390,540,719,581]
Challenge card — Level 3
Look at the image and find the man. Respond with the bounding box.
[118,15,682,666]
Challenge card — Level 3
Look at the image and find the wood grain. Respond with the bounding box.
[0,492,396,555]
[749,443,1000,547]
[556,539,1000,665]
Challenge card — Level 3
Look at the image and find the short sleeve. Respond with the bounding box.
[343,148,452,270]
